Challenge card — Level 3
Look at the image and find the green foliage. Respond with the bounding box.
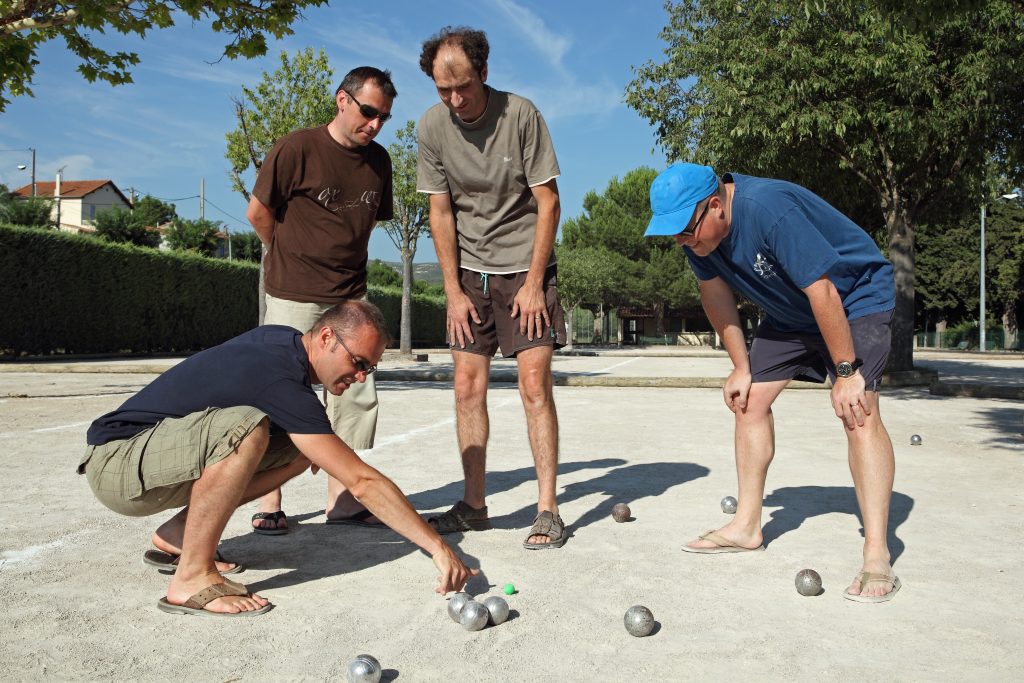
[0,223,258,355]
[166,217,222,256]
[559,167,699,315]
[366,285,446,346]
[0,193,54,228]
[380,119,432,353]
[94,207,161,247]
[0,1,327,113]
[412,279,444,297]
[626,0,1024,368]
[229,230,262,262]
[367,259,402,288]
[224,47,336,200]
[133,194,177,227]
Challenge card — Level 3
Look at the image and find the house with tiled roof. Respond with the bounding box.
[12,179,132,234]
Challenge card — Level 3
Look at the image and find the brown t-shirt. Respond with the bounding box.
[253,126,393,303]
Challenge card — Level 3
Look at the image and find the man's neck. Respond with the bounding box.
[326,118,358,149]
[301,332,320,384]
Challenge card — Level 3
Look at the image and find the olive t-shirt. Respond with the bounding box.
[253,126,393,303]
[416,88,560,273]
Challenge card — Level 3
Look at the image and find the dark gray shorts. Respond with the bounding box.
[749,309,894,391]
[455,265,567,358]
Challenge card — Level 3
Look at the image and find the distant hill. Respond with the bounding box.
[381,261,443,285]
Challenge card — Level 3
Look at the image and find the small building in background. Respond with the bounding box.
[12,180,132,235]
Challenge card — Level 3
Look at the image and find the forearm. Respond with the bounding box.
[348,474,446,556]
[428,198,462,295]
[805,276,855,363]
[525,181,560,287]
[700,280,748,371]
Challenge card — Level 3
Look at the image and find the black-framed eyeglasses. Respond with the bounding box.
[343,89,392,123]
[334,334,377,376]
[678,200,710,238]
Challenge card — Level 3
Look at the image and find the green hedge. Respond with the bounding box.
[367,285,446,346]
[1,224,259,356]
[0,224,448,355]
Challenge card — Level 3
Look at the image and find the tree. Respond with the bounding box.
[132,195,176,228]
[0,185,53,228]
[225,47,336,201]
[560,167,699,337]
[1,1,326,113]
[367,259,402,288]
[379,120,431,355]
[165,217,221,256]
[224,46,336,323]
[555,244,631,345]
[229,230,263,263]
[95,207,160,247]
[627,0,1024,369]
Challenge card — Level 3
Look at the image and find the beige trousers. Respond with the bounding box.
[264,294,378,449]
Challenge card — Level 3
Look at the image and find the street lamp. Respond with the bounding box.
[980,191,1020,351]
[4,147,36,196]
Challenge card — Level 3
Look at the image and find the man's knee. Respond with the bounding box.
[454,366,489,405]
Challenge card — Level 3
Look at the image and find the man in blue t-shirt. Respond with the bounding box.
[645,163,900,603]
[80,300,476,617]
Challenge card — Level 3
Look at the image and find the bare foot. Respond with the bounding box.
[251,510,289,532]
[165,571,269,614]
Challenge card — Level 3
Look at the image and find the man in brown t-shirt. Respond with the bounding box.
[246,66,395,532]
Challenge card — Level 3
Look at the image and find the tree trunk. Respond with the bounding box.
[886,207,915,371]
[1003,308,1018,350]
[400,247,414,355]
[565,304,577,350]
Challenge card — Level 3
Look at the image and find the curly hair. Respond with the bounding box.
[419,26,489,79]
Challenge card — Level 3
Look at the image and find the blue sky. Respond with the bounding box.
[0,1,669,263]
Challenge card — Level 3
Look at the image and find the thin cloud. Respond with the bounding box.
[490,0,571,73]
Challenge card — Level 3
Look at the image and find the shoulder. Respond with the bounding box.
[502,91,541,115]
[419,103,452,131]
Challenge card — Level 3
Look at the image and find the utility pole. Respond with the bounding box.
[200,177,205,220]
[55,166,66,229]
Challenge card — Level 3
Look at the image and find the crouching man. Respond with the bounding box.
[79,300,477,616]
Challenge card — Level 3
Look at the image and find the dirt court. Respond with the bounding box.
[0,352,1021,681]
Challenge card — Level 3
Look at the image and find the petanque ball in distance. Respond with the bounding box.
[447,592,472,623]
[346,654,382,683]
[483,595,510,626]
[910,434,922,446]
[720,496,738,514]
[460,600,489,631]
[623,605,655,637]
[795,569,822,596]
[503,583,516,595]
[612,503,631,523]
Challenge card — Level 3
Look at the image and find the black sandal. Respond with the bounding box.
[251,510,288,535]
[523,511,567,549]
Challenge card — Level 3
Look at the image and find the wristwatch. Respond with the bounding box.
[835,359,862,378]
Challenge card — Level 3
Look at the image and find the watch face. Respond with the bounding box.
[836,361,854,378]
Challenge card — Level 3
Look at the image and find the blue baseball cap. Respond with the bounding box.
[644,163,719,237]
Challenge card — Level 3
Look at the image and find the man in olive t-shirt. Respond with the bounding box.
[246,66,395,532]
[416,27,568,550]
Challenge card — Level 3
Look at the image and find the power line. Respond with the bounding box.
[203,197,251,229]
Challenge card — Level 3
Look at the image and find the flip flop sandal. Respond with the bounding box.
[157,580,273,617]
[143,549,244,575]
[325,509,385,527]
[427,501,492,534]
[251,510,288,535]
[680,530,766,554]
[843,572,902,603]
[523,511,568,550]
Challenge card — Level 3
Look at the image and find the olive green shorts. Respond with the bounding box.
[79,406,300,517]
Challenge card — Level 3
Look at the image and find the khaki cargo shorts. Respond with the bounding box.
[79,406,300,517]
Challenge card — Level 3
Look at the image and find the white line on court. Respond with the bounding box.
[0,420,92,439]
[0,530,97,568]
[597,357,640,373]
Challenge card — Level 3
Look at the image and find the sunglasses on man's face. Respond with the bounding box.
[334,334,377,376]
[677,200,710,238]
[343,89,392,124]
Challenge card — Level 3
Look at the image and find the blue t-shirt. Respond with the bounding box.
[86,325,333,445]
[686,173,895,333]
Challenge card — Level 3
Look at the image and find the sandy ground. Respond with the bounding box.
[0,353,1022,681]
